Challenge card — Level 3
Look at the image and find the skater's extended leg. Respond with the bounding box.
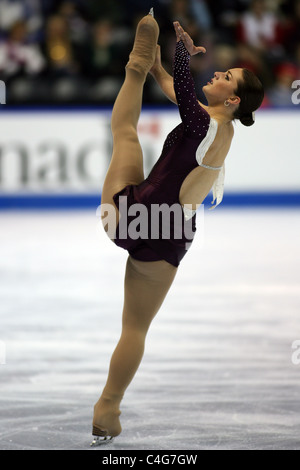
[101,14,160,232]
[93,257,178,437]
[109,67,146,188]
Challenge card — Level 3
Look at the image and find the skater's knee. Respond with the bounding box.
[111,124,139,144]
[127,256,177,281]
[122,310,153,337]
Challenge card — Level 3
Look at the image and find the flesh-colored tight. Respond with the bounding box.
[93,15,177,437]
[93,257,177,437]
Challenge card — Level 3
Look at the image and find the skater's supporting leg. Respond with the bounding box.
[93,257,177,437]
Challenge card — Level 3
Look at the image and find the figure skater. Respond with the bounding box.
[91,9,264,446]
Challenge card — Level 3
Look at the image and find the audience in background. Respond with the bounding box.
[0,0,299,106]
[237,0,283,52]
[0,20,45,80]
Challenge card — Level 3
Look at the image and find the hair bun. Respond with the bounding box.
[240,112,255,127]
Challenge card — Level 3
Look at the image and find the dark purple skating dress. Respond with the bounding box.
[112,41,224,267]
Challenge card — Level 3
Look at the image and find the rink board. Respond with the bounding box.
[0,108,299,208]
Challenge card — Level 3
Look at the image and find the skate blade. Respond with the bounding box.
[90,436,114,447]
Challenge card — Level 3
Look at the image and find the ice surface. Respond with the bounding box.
[0,208,299,450]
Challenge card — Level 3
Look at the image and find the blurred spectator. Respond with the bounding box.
[0,0,25,32]
[207,0,252,44]
[82,19,126,79]
[84,0,125,25]
[190,0,212,31]
[41,15,78,76]
[0,20,45,80]
[170,0,198,33]
[0,0,44,42]
[237,0,283,53]
[213,43,238,71]
[57,1,89,44]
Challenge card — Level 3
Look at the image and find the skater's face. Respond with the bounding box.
[203,68,243,106]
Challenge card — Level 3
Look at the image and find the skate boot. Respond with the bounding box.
[126,9,160,77]
[90,427,114,447]
[90,399,122,447]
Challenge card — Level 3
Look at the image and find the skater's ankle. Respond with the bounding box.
[125,64,148,82]
[95,392,123,409]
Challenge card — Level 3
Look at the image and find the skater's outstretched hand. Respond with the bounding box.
[173,21,206,56]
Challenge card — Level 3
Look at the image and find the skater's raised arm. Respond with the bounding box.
[150,22,206,107]
[173,22,210,138]
[150,45,177,105]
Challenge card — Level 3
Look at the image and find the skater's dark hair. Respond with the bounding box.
[233,69,264,127]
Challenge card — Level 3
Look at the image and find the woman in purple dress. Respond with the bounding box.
[91,9,264,445]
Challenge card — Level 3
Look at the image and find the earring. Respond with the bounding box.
[224,100,230,107]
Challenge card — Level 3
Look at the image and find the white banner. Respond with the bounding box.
[0,109,299,194]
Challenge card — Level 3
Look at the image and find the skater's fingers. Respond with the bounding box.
[196,46,207,54]
[189,44,206,56]
[173,22,182,42]
[173,21,205,55]
[173,21,186,42]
